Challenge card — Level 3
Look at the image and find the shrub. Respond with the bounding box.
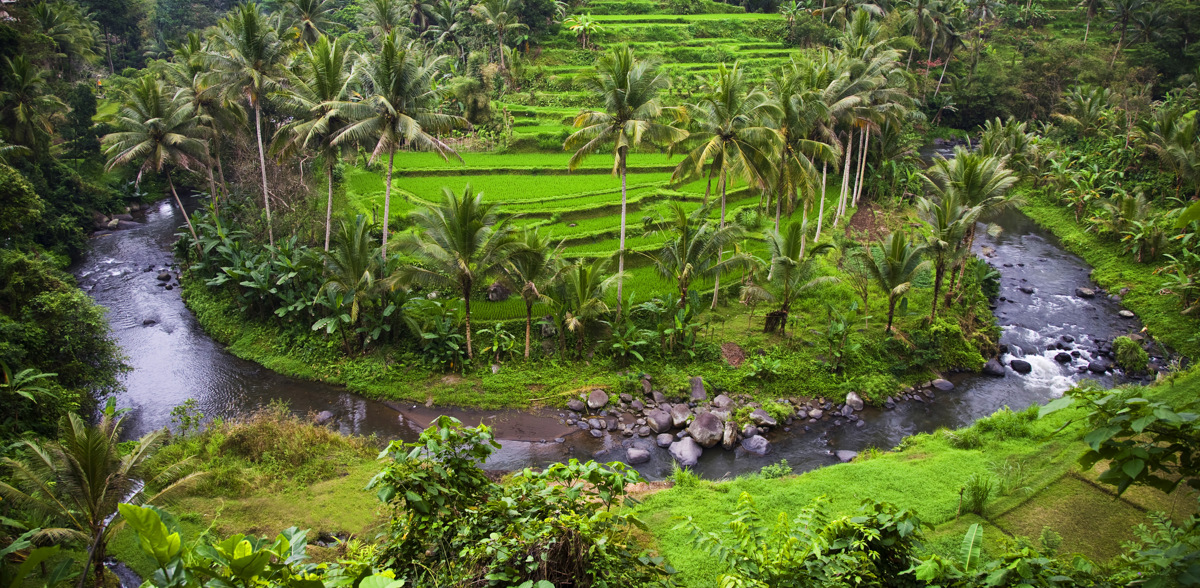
[759,459,792,479]
[1113,335,1149,373]
[961,474,993,515]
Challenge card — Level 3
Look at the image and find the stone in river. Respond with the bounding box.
[982,358,1005,377]
[587,389,609,410]
[1010,359,1033,374]
[749,409,777,427]
[722,420,738,450]
[656,433,674,447]
[809,408,824,420]
[689,376,707,401]
[1061,335,1075,343]
[1075,287,1096,298]
[1055,352,1072,364]
[845,391,864,411]
[156,272,171,281]
[626,447,651,465]
[1089,359,1111,374]
[313,411,334,425]
[712,394,733,409]
[932,378,954,391]
[637,426,651,437]
[741,435,770,456]
[835,450,858,463]
[642,378,652,395]
[1119,310,1135,318]
[619,393,633,403]
[687,412,724,448]
[670,404,692,428]
[669,438,703,466]
[590,429,604,438]
[631,399,645,411]
[567,399,586,412]
[652,390,667,404]
[645,409,672,433]
[1019,286,1035,294]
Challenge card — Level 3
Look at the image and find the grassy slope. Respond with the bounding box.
[635,369,1200,587]
[1020,190,1200,358]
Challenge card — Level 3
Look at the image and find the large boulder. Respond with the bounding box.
[1075,287,1096,299]
[689,376,707,401]
[835,450,858,463]
[669,438,703,467]
[845,392,865,412]
[687,412,724,448]
[1010,359,1033,374]
[626,447,651,465]
[749,409,777,427]
[587,389,609,410]
[931,379,954,392]
[652,390,667,404]
[982,358,1005,377]
[1089,359,1111,374]
[1054,352,1072,364]
[741,435,770,456]
[722,420,738,450]
[712,394,734,409]
[670,404,692,428]
[645,409,672,434]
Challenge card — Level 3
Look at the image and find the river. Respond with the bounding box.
[75,197,1155,481]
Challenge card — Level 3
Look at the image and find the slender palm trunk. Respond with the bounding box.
[711,169,727,310]
[815,162,828,241]
[886,298,896,331]
[524,300,533,358]
[215,143,230,199]
[206,165,218,211]
[324,160,335,251]
[774,174,784,232]
[464,287,474,358]
[382,150,395,260]
[168,171,202,255]
[498,30,505,70]
[855,128,870,205]
[934,47,954,97]
[799,201,809,260]
[254,102,274,247]
[1110,27,1126,66]
[704,163,714,205]
[835,129,854,228]
[924,32,937,99]
[617,152,627,312]
[930,255,945,319]
[1083,14,1091,43]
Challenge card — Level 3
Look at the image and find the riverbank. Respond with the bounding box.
[1019,190,1200,360]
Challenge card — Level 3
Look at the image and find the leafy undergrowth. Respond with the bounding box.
[1020,191,1200,358]
[634,368,1200,587]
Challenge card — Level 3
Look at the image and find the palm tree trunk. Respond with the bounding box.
[215,143,230,199]
[254,102,274,247]
[815,162,828,241]
[168,171,202,255]
[854,127,868,206]
[774,173,784,232]
[498,30,505,70]
[886,298,896,332]
[835,129,854,229]
[464,287,474,358]
[711,169,726,311]
[704,163,714,206]
[934,46,954,98]
[1083,13,1091,43]
[617,152,627,313]
[324,160,335,251]
[206,165,218,212]
[924,32,937,99]
[524,300,533,358]
[930,256,945,319]
[382,149,395,260]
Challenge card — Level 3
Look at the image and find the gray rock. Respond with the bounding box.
[1061,335,1075,343]
[642,378,652,395]
[587,389,609,410]
[652,391,667,404]
[1019,286,1035,294]
[741,435,770,456]
[142,318,156,326]
[689,376,707,401]
[567,399,586,412]
[590,429,604,438]
[631,400,645,411]
[749,409,777,427]
[156,272,171,281]
[712,394,733,409]
[1119,310,1135,318]
[587,418,604,430]
[627,447,651,464]
[845,391,865,411]
[619,393,633,403]
[637,426,651,437]
[835,450,858,463]
[742,424,758,437]
[687,412,724,448]
[795,409,808,420]
[669,437,703,466]
[809,408,824,420]
[313,410,334,425]
[656,433,674,447]
[1055,352,1072,364]
[1010,359,1033,374]
[1089,359,1111,374]
[932,378,954,391]
[646,409,672,433]
[1075,287,1096,298]
[982,358,1005,377]
[670,404,692,428]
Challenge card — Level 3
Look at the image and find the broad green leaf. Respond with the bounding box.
[359,574,406,588]
[1038,396,1074,418]
[960,523,983,572]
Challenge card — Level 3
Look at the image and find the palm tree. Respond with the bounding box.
[555,258,618,359]
[0,409,197,587]
[566,46,687,306]
[471,0,527,71]
[672,62,779,309]
[208,2,289,246]
[0,56,67,155]
[317,214,382,350]
[564,14,601,49]
[764,219,837,333]
[765,64,837,233]
[643,202,752,307]
[1077,0,1102,42]
[331,32,465,258]
[821,0,884,26]
[1052,85,1116,137]
[272,34,354,251]
[917,194,977,318]
[396,185,527,359]
[404,0,435,33]
[286,0,334,44]
[360,0,405,38]
[504,228,562,358]
[102,76,209,252]
[1105,0,1145,65]
[861,230,929,332]
[29,0,99,78]
[0,362,57,428]
[428,0,467,60]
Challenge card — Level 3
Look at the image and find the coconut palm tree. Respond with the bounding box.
[763,219,837,333]
[286,0,334,44]
[765,64,838,233]
[1105,0,1145,65]
[428,0,467,60]
[208,1,289,246]
[29,0,100,78]
[471,0,527,70]
[566,46,687,306]
[0,56,67,155]
[821,0,884,26]
[0,408,198,587]
[271,35,354,251]
[102,76,208,252]
[504,228,563,358]
[564,14,601,49]
[1077,0,1102,42]
[553,258,618,359]
[331,32,465,258]
[643,201,753,307]
[861,230,929,332]
[360,0,406,38]
[917,193,978,318]
[316,214,383,350]
[672,62,779,309]
[395,185,527,359]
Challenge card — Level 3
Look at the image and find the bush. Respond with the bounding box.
[759,459,792,479]
[961,473,993,515]
[1113,336,1149,373]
